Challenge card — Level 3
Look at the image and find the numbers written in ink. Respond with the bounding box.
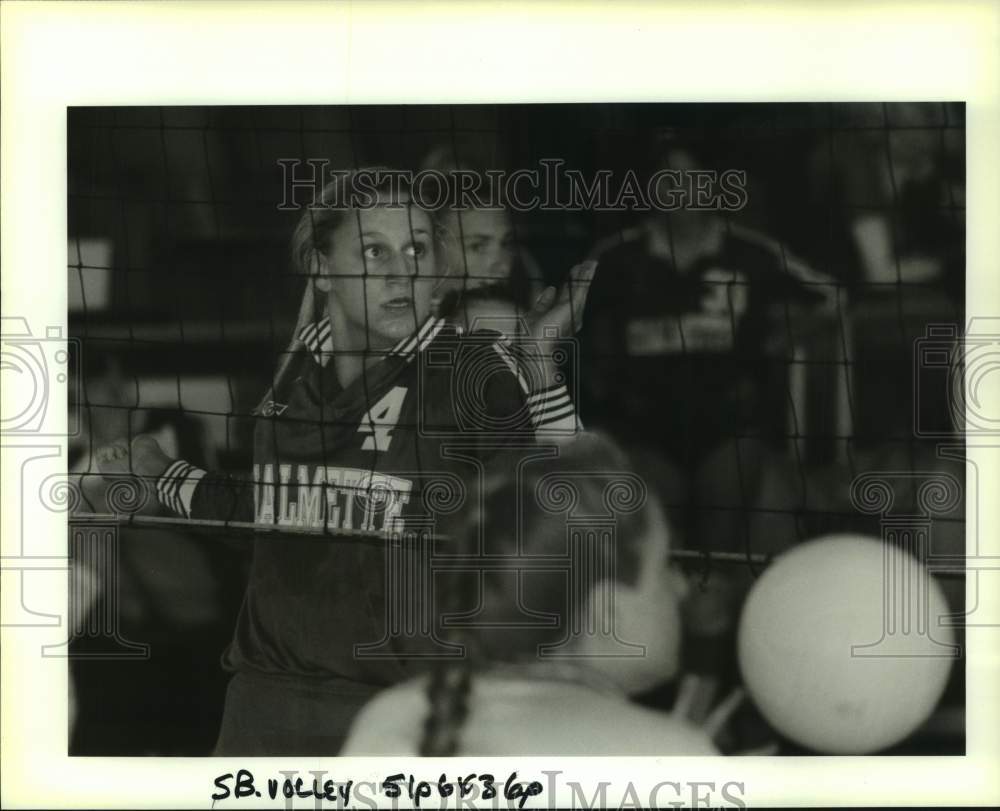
[382,772,543,808]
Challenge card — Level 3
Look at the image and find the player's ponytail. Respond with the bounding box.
[418,467,486,756]
[418,433,653,754]
[419,656,473,756]
[419,554,478,756]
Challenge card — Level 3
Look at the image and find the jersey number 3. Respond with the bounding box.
[359,386,408,451]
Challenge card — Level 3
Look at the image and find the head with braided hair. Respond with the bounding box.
[420,432,689,756]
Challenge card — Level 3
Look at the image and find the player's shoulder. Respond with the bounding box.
[412,315,519,364]
[254,357,320,419]
[250,316,331,416]
[724,222,830,284]
[588,224,646,263]
[423,316,533,397]
[610,702,720,755]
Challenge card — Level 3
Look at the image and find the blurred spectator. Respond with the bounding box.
[581,134,835,560]
[802,102,964,296]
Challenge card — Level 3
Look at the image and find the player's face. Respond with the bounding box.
[441,207,515,290]
[620,500,688,692]
[321,202,438,349]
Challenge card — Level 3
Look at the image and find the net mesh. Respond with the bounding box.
[67,103,966,754]
[68,102,965,553]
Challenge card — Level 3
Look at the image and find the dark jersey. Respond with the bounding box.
[581,222,830,461]
[154,315,576,686]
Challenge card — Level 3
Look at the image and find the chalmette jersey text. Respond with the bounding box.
[154,315,577,684]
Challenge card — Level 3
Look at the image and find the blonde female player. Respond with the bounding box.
[421,148,594,425]
[341,432,721,756]
[419,144,547,313]
[95,168,593,755]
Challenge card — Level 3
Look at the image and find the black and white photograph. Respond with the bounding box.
[2,2,998,809]
[64,100,968,762]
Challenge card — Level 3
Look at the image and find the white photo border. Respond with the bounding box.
[2,0,998,807]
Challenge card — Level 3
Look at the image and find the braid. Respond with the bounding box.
[419,552,479,755]
[419,658,472,756]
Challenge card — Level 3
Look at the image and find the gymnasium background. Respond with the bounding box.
[66,102,965,755]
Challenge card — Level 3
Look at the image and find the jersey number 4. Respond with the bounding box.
[359,386,408,451]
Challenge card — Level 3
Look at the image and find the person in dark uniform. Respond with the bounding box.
[96,169,583,755]
[583,138,833,556]
[581,138,835,686]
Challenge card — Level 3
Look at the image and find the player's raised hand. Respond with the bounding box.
[527,259,598,340]
[429,260,599,340]
[94,438,131,475]
[95,434,172,480]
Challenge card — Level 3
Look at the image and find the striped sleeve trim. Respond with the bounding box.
[491,339,531,395]
[527,383,580,434]
[155,459,207,518]
[299,317,334,366]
